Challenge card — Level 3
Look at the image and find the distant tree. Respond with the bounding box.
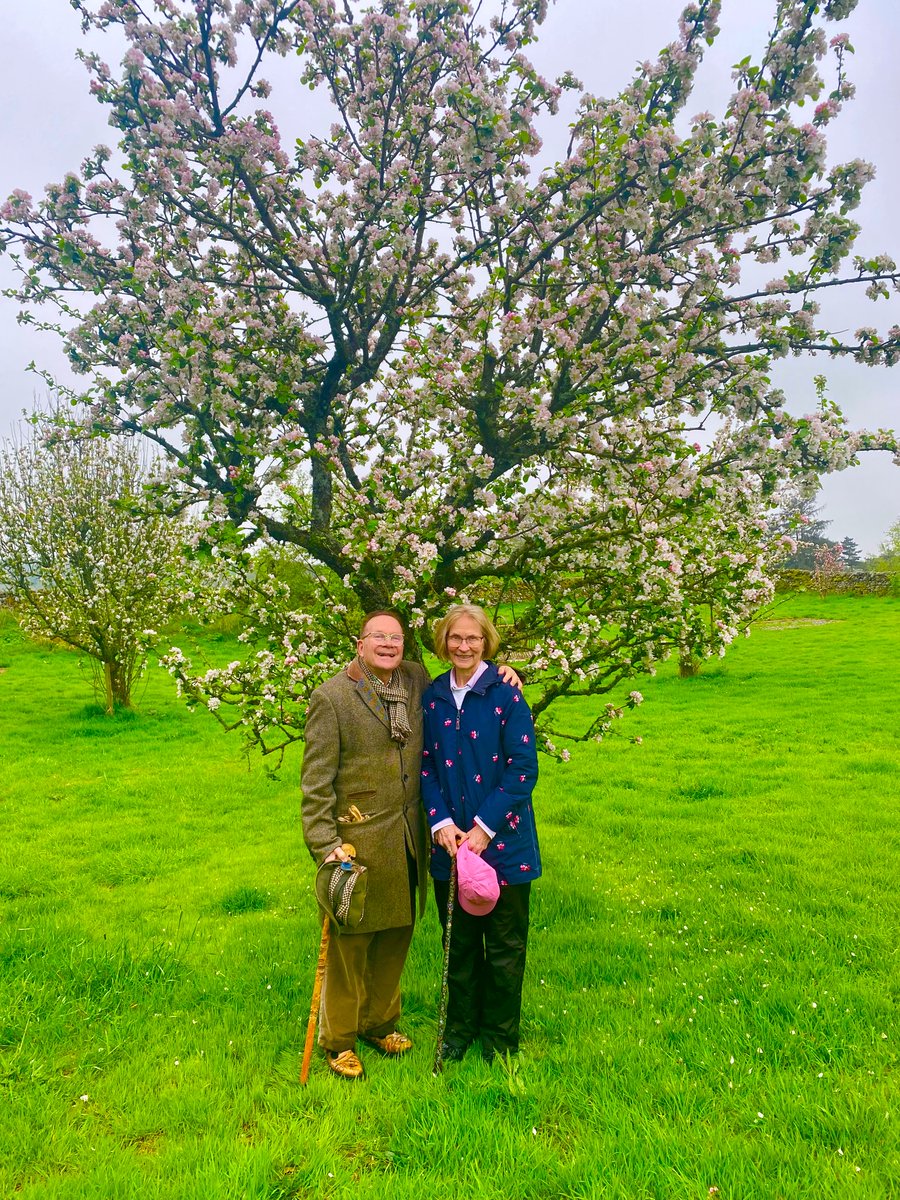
[811,541,845,595]
[768,485,835,570]
[0,413,194,712]
[840,535,862,569]
[868,518,900,571]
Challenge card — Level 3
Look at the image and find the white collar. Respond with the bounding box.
[450,660,489,692]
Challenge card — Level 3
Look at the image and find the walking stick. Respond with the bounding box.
[300,912,330,1085]
[433,854,458,1076]
[300,841,356,1085]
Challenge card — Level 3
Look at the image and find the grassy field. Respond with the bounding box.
[1,594,898,1199]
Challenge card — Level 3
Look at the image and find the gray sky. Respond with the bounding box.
[1,0,897,553]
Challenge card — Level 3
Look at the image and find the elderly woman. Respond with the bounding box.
[420,604,540,1063]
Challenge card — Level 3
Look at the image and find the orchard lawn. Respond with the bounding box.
[0,594,898,1200]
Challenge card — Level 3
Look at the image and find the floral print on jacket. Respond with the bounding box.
[421,662,541,886]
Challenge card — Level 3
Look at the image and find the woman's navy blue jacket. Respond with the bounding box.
[421,662,540,887]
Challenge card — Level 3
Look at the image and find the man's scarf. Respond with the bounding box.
[358,658,412,744]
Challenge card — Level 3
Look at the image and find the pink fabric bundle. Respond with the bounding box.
[456,840,500,915]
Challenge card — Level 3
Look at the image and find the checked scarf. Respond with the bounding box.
[357,657,412,745]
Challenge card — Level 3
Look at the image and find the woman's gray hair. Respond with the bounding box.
[432,604,501,662]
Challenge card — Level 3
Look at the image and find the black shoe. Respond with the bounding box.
[441,1040,468,1063]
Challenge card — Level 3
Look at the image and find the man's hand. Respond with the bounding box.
[497,663,523,689]
[323,844,351,864]
[465,825,492,856]
[434,824,466,857]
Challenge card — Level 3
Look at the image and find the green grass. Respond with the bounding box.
[1,595,898,1198]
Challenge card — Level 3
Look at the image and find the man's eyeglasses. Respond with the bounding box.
[447,635,484,647]
[361,632,404,644]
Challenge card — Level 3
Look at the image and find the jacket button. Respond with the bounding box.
[403,774,409,783]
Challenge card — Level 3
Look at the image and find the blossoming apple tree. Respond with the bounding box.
[0,413,193,712]
[1,0,898,754]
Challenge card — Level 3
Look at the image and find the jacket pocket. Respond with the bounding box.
[337,791,377,824]
[339,808,395,871]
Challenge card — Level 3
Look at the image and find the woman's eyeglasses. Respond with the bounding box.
[447,635,484,647]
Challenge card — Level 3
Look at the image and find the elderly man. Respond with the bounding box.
[300,610,430,1080]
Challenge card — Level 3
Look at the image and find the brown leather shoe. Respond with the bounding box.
[326,1049,365,1080]
[361,1031,413,1055]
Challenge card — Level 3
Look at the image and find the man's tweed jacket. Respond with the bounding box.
[301,658,430,933]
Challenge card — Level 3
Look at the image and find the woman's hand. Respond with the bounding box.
[434,824,466,857]
[497,663,523,689]
[465,825,492,856]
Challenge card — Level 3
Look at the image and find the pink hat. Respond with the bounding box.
[456,841,500,916]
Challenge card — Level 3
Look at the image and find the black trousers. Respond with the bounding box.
[433,878,531,1055]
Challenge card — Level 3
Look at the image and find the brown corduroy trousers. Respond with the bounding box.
[318,922,415,1052]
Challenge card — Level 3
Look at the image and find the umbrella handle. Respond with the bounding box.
[300,913,331,1085]
[433,855,458,1075]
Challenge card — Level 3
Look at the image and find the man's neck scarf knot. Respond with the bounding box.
[358,658,412,744]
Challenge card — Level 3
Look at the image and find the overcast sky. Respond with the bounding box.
[1,0,897,553]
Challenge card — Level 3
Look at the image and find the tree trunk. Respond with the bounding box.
[103,659,132,711]
[679,652,701,678]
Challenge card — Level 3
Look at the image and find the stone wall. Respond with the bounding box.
[774,569,895,596]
